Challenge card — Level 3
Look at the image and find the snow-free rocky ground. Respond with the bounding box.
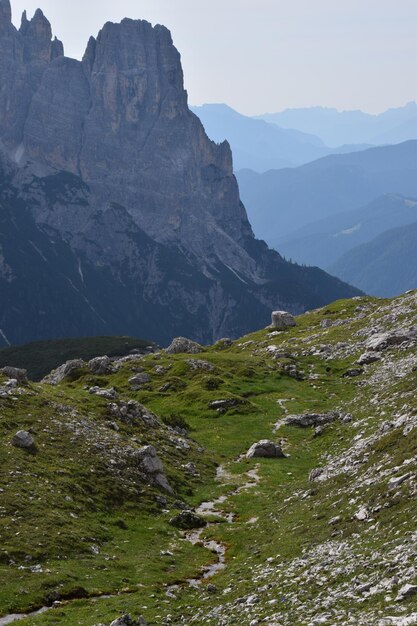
[1,292,417,625]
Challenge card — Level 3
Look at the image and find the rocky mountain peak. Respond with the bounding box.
[0,0,12,35]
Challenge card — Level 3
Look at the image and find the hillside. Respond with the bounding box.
[330,221,417,296]
[277,194,417,268]
[236,140,417,241]
[1,292,417,624]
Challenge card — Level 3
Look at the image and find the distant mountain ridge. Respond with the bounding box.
[330,220,417,297]
[256,102,417,147]
[192,103,373,172]
[277,194,417,269]
[236,141,417,243]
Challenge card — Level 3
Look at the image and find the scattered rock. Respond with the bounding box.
[342,368,364,378]
[110,616,147,626]
[165,337,203,354]
[169,510,207,530]
[0,366,28,385]
[89,386,116,399]
[284,412,341,428]
[135,446,173,494]
[354,506,369,521]
[12,430,36,452]
[129,373,151,389]
[388,473,411,490]
[186,359,214,371]
[357,352,381,366]
[366,328,417,352]
[271,311,296,330]
[396,584,417,602]
[42,359,86,385]
[88,356,113,375]
[208,398,245,412]
[246,440,286,459]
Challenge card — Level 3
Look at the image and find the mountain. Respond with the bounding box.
[276,194,417,268]
[329,220,417,296]
[191,103,372,172]
[2,291,417,625]
[236,141,417,242]
[257,101,417,147]
[0,1,359,347]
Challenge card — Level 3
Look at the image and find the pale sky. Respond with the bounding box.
[10,0,417,116]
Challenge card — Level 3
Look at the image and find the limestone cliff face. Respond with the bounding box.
[22,17,253,269]
[0,0,63,152]
[0,3,360,345]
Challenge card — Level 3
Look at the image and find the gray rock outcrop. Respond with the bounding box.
[246,440,286,459]
[88,356,113,375]
[169,510,207,530]
[42,359,85,385]
[0,366,28,385]
[284,412,342,428]
[271,311,296,330]
[165,337,203,355]
[135,445,173,494]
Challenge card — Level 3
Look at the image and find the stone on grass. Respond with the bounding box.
[42,359,86,385]
[284,412,341,428]
[12,430,36,452]
[169,510,207,530]
[110,616,148,626]
[246,440,286,459]
[165,337,202,355]
[88,356,113,375]
[0,366,28,385]
[396,584,417,602]
[271,311,296,330]
[129,373,151,389]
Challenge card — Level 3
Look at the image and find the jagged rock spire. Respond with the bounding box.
[0,0,12,34]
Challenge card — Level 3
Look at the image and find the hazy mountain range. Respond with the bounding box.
[237,141,417,241]
[277,194,417,269]
[256,101,417,147]
[330,220,417,297]
[192,103,372,172]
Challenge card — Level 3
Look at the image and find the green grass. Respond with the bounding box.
[1,294,417,624]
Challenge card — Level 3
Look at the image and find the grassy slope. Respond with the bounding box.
[1,293,417,624]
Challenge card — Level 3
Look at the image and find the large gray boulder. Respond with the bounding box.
[135,446,173,494]
[165,337,203,355]
[12,430,36,452]
[88,356,113,375]
[42,359,86,385]
[246,440,286,459]
[271,311,296,330]
[169,510,207,530]
[0,366,28,385]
